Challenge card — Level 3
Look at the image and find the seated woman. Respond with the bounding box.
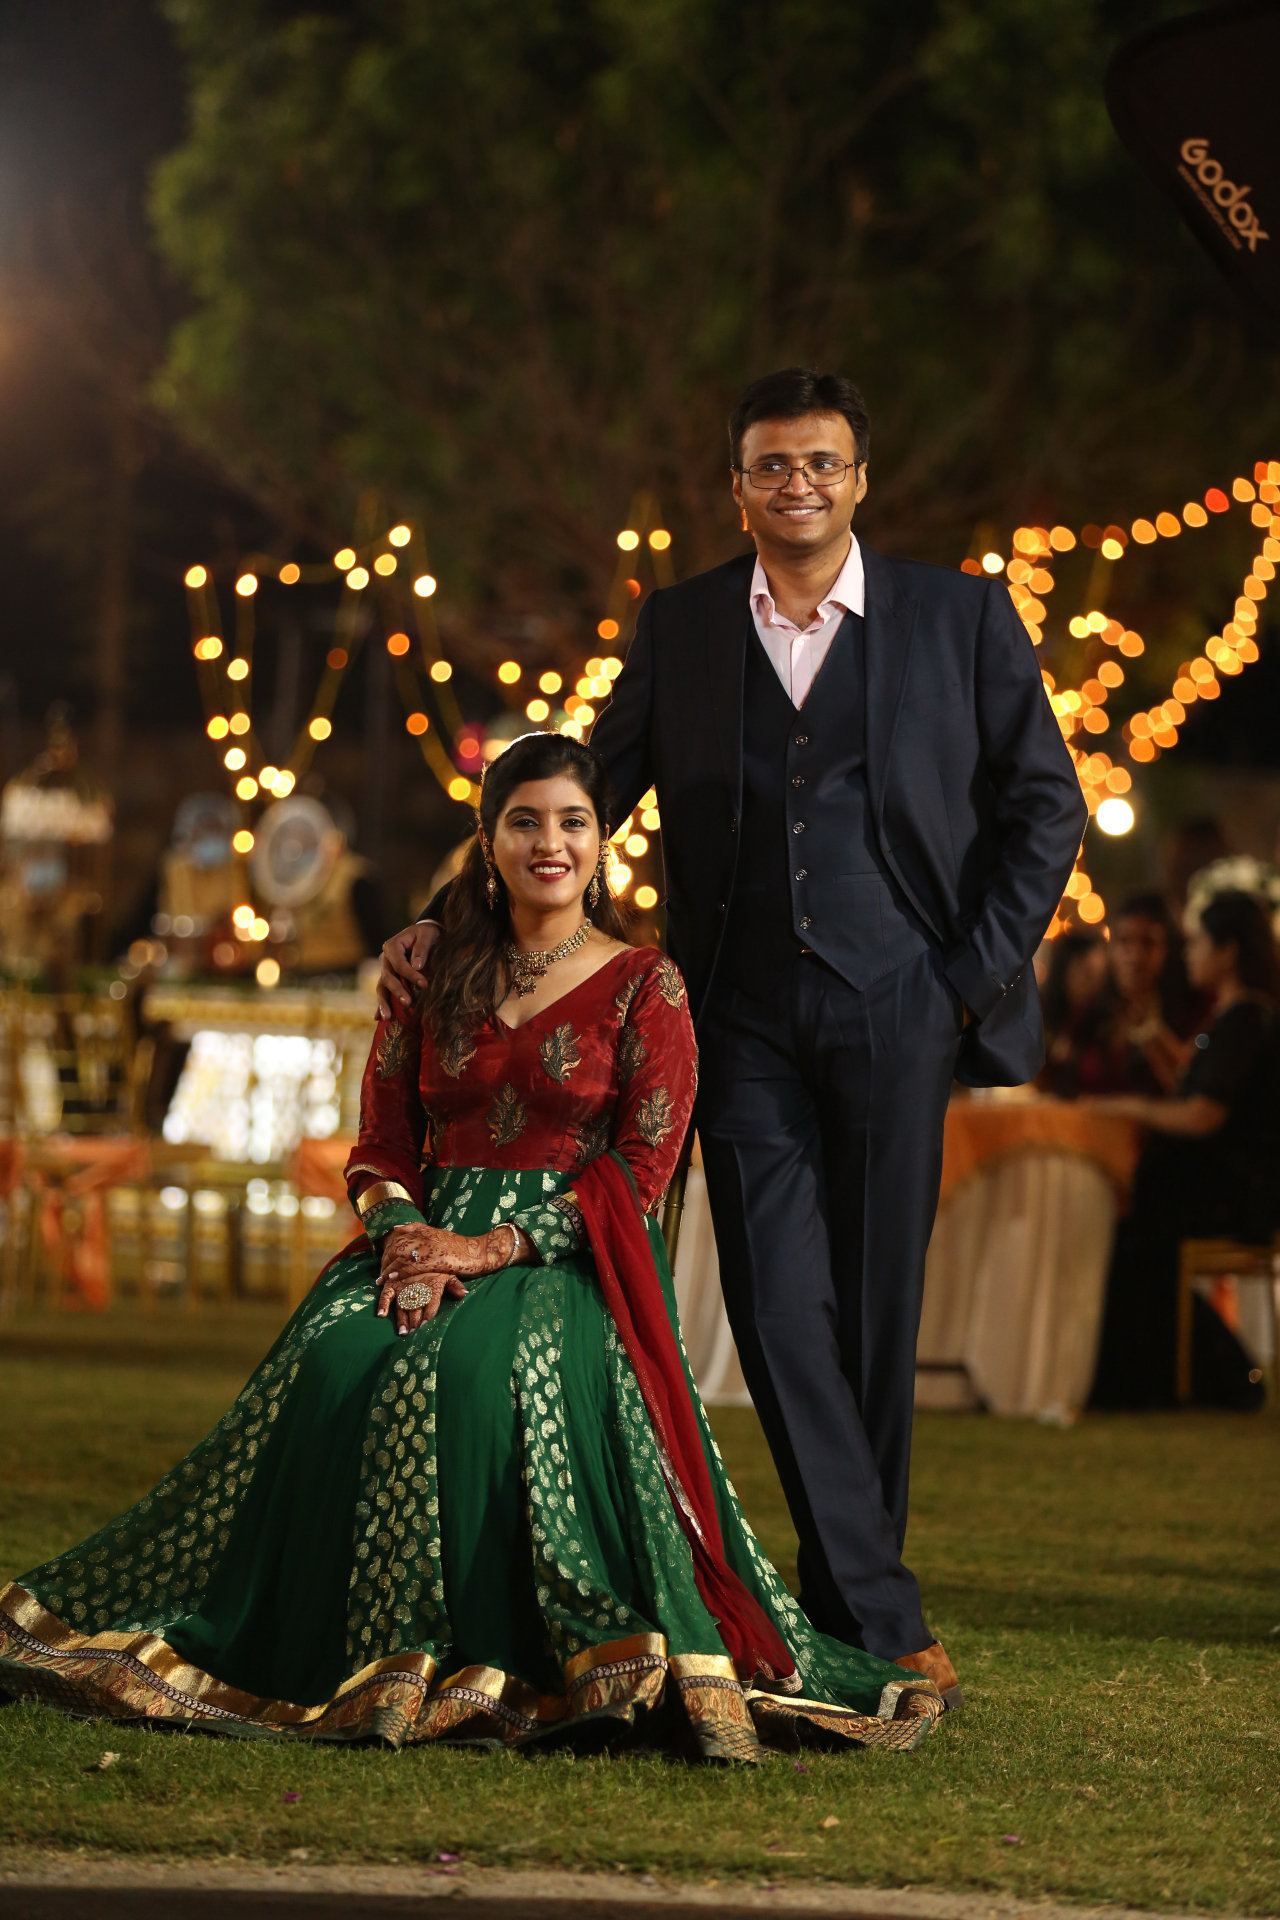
[1037,930,1108,1096]
[1071,891,1206,1097]
[0,733,941,1757]
[1089,889,1280,1410]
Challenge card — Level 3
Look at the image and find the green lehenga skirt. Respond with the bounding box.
[0,1166,940,1759]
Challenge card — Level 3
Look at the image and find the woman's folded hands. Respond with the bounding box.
[375,1222,532,1334]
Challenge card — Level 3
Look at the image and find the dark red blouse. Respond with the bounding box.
[344,945,698,1251]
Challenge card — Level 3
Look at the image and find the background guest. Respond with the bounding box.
[1038,931,1108,1097]
[1071,891,1205,1096]
[1088,890,1280,1410]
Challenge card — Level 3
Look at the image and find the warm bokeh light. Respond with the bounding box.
[250,917,270,942]
[429,659,453,682]
[625,833,648,857]
[279,562,301,584]
[1097,661,1124,687]
[386,632,411,656]
[981,552,1003,574]
[611,862,632,890]
[309,717,332,741]
[539,670,562,694]
[228,713,250,735]
[405,713,429,736]
[497,660,521,685]
[374,554,397,576]
[207,716,229,740]
[232,829,255,854]
[560,719,584,740]
[1119,631,1145,656]
[1105,767,1132,793]
[256,957,281,988]
[597,619,620,640]
[224,747,247,771]
[1205,488,1229,513]
[235,776,258,801]
[327,647,348,670]
[1232,477,1256,502]
[447,775,473,802]
[346,566,370,590]
[1101,536,1125,559]
[194,637,223,661]
[232,905,255,931]
[635,885,659,909]
[576,703,595,725]
[414,574,438,597]
[184,565,208,589]
[275,769,296,796]
[526,698,550,722]
[388,525,411,547]
[640,808,661,831]
[235,573,258,597]
[227,658,249,681]
[1096,796,1135,836]
[648,529,671,550]
[603,657,623,679]
[1049,526,1076,550]
[617,530,640,551]
[1078,893,1105,923]
[334,547,356,569]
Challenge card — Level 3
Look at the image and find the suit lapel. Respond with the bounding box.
[702,553,753,796]
[862,544,919,818]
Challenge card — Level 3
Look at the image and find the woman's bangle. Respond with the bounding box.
[502,1223,522,1266]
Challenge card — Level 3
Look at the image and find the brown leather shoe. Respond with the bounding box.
[895,1640,963,1711]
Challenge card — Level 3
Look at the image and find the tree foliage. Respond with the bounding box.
[152,0,1279,648]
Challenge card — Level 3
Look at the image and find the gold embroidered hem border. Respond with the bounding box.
[0,1585,939,1756]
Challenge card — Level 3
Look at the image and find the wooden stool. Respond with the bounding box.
[1177,1237,1280,1404]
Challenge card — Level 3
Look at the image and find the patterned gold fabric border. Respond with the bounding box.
[0,1584,939,1756]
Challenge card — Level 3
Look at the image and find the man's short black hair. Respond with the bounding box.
[729,367,870,470]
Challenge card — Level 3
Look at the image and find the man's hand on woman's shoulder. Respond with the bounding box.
[376,921,440,1019]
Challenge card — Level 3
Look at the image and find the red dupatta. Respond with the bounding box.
[572,1151,796,1688]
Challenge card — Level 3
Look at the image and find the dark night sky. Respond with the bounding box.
[0,0,1275,790]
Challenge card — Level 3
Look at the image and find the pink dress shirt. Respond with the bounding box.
[749,536,866,709]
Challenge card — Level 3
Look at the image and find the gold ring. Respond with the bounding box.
[396,1281,432,1310]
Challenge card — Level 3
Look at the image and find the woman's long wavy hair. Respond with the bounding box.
[420,732,632,1055]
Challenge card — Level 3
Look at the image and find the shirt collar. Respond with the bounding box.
[750,533,865,627]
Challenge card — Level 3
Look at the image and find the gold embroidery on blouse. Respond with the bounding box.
[538,1023,582,1086]
[487,1082,528,1148]
[634,1087,676,1147]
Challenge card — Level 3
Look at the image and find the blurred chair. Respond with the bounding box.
[1177,1237,1280,1405]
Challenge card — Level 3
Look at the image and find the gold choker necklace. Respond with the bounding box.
[504,922,591,997]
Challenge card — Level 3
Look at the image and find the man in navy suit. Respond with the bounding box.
[380,369,1086,1704]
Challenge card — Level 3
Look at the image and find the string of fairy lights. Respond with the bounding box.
[181,500,675,945]
[961,458,1280,934]
[183,458,1278,962]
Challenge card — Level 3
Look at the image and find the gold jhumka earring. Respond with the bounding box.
[483,842,499,910]
[587,846,606,910]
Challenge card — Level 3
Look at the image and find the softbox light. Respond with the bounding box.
[1107,0,1280,326]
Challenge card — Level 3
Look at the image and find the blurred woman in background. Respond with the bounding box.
[1071,892,1205,1097]
[1038,931,1108,1097]
[1089,890,1280,1410]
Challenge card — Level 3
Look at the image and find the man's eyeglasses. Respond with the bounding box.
[735,456,859,490]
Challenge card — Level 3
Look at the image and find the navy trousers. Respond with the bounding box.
[695,946,962,1660]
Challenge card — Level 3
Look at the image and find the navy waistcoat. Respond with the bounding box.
[717,613,931,994]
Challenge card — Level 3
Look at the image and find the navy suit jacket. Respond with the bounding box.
[589,544,1087,1087]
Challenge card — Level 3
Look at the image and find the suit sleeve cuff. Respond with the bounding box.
[944,945,1012,1023]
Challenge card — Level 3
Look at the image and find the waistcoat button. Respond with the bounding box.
[794,868,807,881]
[798,915,812,931]
[795,735,809,746]
[792,821,805,834]
[791,774,805,787]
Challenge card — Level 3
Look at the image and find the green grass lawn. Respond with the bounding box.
[1,1307,1278,1912]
